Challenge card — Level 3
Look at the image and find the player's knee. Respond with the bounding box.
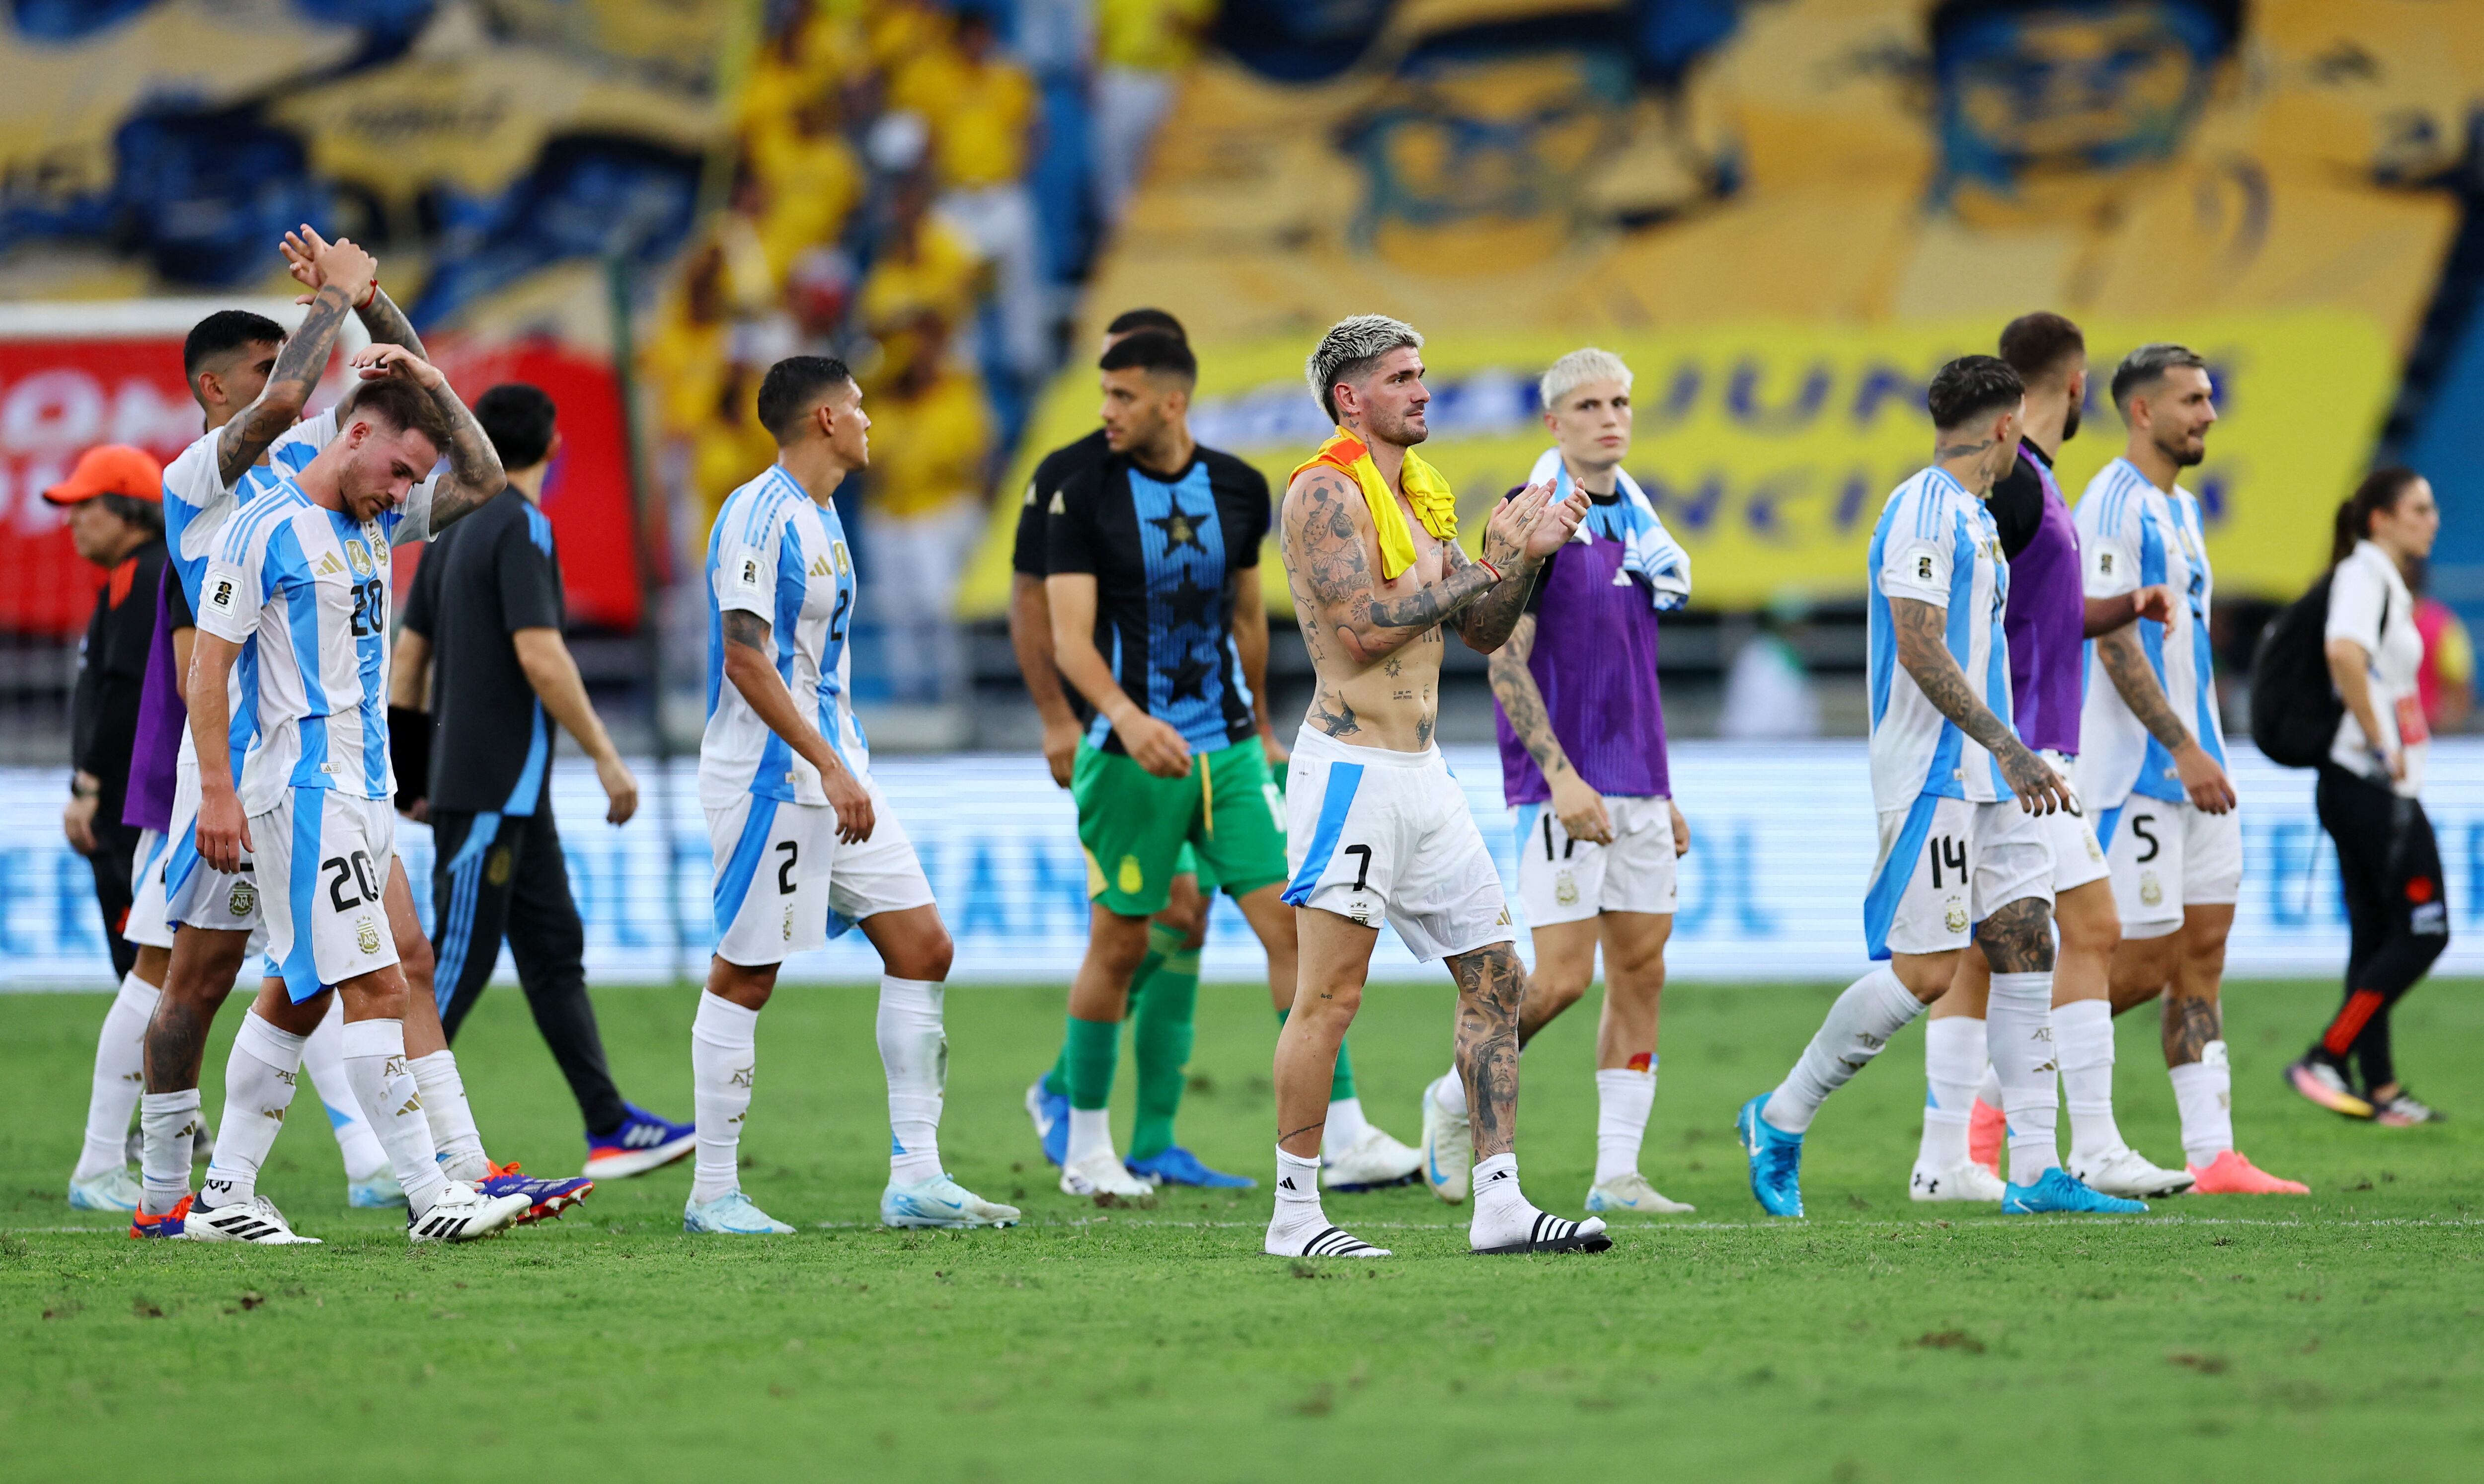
[889,925,954,983]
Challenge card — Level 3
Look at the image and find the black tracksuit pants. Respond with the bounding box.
[87,817,141,980]
[2307,763,2449,1091]
[429,799,628,1135]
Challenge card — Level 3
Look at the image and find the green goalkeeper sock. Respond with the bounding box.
[1062,1014,1121,1112]
[1128,926,1198,1161]
[1274,1007,1361,1105]
[1044,934,1162,1102]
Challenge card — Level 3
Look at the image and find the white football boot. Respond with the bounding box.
[185,1194,322,1245]
[1584,1172,1695,1215]
[2068,1145,2195,1199]
[881,1174,1021,1229]
[1909,1159,2006,1203]
[1060,1151,1155,1206]
[407,1182,533,1244]
[1322,1123,1421,1191]
[1419,1073,1472,1204]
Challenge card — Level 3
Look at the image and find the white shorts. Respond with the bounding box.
[254,788,399,1003]
[1512,795,1679,928]
[2098,796,2243,939]
[163,750,266,940]
[826,779,936,934]
[2038,751,2110,895]
[1282,726,1514,963]
[708,778,936,967]
[1864,795,2052,959]
[124,828,176,950]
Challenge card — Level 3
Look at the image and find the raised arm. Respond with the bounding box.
[1047,572,1191,779]
[284,225,426,358]
[1282,471,1555,667]
[348,345,505,531]
[217,237,376,487]
[720,609,873,842]
[1890,596,2066,814]
[2093,622,2235,811]
[1449,486,1583,653]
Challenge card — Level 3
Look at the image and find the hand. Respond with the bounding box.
[62,787,98,856]
[1524,488,1591,559]
[2174,741,2237,813]
[596,753,640,826]
[281,226,377,307]
[350,342,443,390]
[1117,712,1193,779]
[1550,771,1612,846]
[820,758,876,844]
[1258,725,1291,770]
[1997,741,2070,816]
[196,786,253,874]
[2132,585,2175,625]
[1041,716,1082,789]
[1480,479,1553,574]
[1668,797,1691,858]
[2386,746,2408,783]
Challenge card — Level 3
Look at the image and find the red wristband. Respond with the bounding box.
[1477,557,1503,584]
[356,281,379,310]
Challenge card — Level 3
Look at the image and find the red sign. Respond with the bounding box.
[0,333,644,636]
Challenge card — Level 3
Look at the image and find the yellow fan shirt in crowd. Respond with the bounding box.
[1097,0,1215,72]
[857,217,986,331]
[890,47,1036,189]
[865,366,994,521]
[752,126,863,281]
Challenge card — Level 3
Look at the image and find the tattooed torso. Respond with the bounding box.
[1278,468,1465,752]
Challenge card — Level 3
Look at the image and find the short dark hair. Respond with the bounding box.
[475,384,557,470]
[755,355,854,442]
[2108,342,2209,415]
[1098,331,1196,385]
[1998,312,2085,386]
[1105,308,1185,340]
[182,309,287,381]
[349,376,452,456]
[2333,467,2426,566]
[98,493,162,538]
[1926,354,2023,430]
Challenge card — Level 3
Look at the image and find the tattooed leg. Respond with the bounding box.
[1974,896,2057,975]
[146,928,250,1093]
[1976,895,2065,1180]
[1449,943,1527,1160]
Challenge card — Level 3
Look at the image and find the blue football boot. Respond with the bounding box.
[1126,1146,1257,1189]
[585,1104,696,1179]
[2001,1166,2148,1215]
[1738,1093,1806,1217]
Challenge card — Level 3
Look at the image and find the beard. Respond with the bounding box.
[1366,403,1429,448]
[2062,401,2081,442]
[2162,430,2206,469]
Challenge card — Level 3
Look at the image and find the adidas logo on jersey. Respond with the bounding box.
[809,554,834,577]
[315,552,346,576]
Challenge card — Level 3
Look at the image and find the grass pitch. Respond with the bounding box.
[3,975,2480,1483]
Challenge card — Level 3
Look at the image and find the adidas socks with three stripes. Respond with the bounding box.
[341,1017,450,1217]
[1264,1147,1389,1257]
[74,969,159,1182]
[198,1010,308,1209]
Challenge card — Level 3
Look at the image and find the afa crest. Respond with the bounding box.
[2139,871,2163,907]
[1943,898,1969,934]
[355,917,382,956]
[1553,870,1579,907]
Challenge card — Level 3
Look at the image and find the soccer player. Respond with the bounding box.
[2075,344,2306,1194]
[1439,347,1696,1217]
[1913,314,2192,1204]
[187,343,535,1243]
[689,355,1016,1235]
[1271,314,1600,1258]
[394,382,696,1178]
[1737,355,2145,1220]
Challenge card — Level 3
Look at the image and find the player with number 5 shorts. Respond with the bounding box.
[689,355,1015,1238]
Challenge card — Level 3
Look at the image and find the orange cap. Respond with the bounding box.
[44,444,164,506]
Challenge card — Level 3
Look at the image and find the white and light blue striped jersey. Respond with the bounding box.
[2073,457,2226,816]
[698,465,868,811]
[161,407,378,610]
[192,470,434,815]
[1864,466,2013,813]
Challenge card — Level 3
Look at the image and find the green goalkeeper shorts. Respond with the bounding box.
[1074,738,1287,916]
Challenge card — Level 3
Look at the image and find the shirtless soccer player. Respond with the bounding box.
[1738,354,2145,1220]
[2074,343,2306,1195]
[1913,312,2192,1205]
[190,345,537,1244]
[688,355,1015,1236]
[1268,315,1602,1259]
[1430,347,1697,1218]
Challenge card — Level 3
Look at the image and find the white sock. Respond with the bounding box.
[341,1018,449,1216]
[1264,1147,1329,1246]
[1919,1016,1984,1170]
[876,976,946,1184]
[690,992,760,1205]
[1430,1068,1468,1116]
[1593,1065,1655,1184]
[75,970,160,1180]
[139,1088,201,1216]
[2169,1041,2234,1167]
[303,998,388,1180]
[1988,971,2060,1182]
[1975,1063,2003,1108]
[1321,1095,1369,1155]
[2054,999,2125,1168]
[409,1050,488,1182]
[200,1011,307,1208]
[1065,1106,1114,1167]
[1763,967,1922,1134]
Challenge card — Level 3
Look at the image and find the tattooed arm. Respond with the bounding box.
[283,225,426,357]
[1445,540,1539,654]
[1890,595,2066,813]
[2094,624,2237,812]
[1486,614,1613,844]
[1282,470,1496,666]
[719,608,874,843]
[216,236,377,486]
[346,345,506,533]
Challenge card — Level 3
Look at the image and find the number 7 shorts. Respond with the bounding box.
[1280,725,1516,963]
[252,787,400,1003]
[1863,794,2052,960]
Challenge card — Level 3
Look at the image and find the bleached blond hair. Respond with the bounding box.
[1306,314,1424,423]
[1539,347,1633,412]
